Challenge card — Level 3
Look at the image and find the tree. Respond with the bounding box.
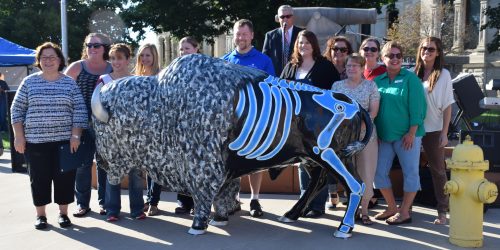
[0,0,130,62]
[481,3,500,53]
[122,0,397,49]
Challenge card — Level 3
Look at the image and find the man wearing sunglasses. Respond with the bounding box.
[262,5,303,76]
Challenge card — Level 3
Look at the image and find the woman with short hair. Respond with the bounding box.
[12,42,88,229]
[373,41,427,225]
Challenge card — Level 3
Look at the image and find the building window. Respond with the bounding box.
[465,0,480,49]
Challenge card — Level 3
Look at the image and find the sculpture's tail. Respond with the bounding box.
[340,104,372,157]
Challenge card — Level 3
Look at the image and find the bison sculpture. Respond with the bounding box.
[91,54,372,238]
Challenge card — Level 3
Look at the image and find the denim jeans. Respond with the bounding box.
[298,164,328,212]
[146,175,162,206]
[105,168,145,217]
[374,137,422,192]
[74,130,97,209]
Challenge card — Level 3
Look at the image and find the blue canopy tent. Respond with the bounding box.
[0,37,35,66]
[0,37,34,172]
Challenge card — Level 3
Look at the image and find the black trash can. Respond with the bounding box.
[6,90,27,172]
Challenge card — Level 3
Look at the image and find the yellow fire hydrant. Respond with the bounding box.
[444,135,498,248]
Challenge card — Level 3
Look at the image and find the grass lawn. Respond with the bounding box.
[2,131,9,149]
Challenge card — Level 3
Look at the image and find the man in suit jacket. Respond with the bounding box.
[262,5,303,76]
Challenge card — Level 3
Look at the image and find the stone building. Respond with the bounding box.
[155,1,500,94]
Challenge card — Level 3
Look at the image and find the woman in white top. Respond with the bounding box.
[414,37,454,225]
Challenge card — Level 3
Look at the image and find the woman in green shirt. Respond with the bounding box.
[373,41,427,225]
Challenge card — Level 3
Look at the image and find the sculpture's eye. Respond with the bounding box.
[335,103,345,113]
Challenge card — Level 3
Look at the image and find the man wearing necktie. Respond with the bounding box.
[263,5,303,76]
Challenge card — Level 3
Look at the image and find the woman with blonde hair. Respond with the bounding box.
[135,43,163,216]
[414,37,454,225]
[134,43,160,76]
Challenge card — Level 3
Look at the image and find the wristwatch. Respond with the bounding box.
[71,134,80,140]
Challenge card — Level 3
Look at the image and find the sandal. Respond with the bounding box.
[361,215,373,225]
[99,206,106,215]
[374,210,397,221]
[386,213,412,225]
[73,207,91,217]
[143,203,150,212]
[147,205,160,216]
[326,193,340,210]
[433,212,447,225]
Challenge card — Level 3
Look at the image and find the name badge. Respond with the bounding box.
[394,80,403,84]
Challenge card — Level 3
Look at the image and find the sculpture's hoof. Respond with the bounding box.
[209,214,228,227]
[188,228,206,235]
[333,230,352,239]
[209,219,228,227]
[277,216,296,223]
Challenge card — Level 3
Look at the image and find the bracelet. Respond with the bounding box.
[71,134,80,140]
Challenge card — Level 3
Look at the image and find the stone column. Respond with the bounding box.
[164,34,172,65]
[452,0,465,53]
[157,36,165,67]
[475,0,489,52]
[430,2,439,37]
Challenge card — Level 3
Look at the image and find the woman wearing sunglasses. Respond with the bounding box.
[321,36,352,209]
[359,38,386,80]
[373,41,426,225]
[323,36,353,80]
[65,33,113,217]
[414,37,454,225]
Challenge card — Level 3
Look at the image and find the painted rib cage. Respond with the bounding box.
[229,75,321,161]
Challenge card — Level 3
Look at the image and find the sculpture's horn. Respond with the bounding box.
[91,83,110,123]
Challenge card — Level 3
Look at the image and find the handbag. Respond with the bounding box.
[58,139,94,172]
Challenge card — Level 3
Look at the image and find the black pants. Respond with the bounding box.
[25,141,76,206]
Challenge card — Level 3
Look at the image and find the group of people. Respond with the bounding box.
[11,4,454,231]
[10,32,203,229]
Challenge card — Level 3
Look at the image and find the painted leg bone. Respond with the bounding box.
[320,148,365,238]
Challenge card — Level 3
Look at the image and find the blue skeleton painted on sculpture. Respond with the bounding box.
[91,54,372,238]
[227,75,366,237]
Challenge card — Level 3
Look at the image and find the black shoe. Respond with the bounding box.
[249,199,263,217]
[58,214,72,228]
[35,216,48,230]
[174,206,192,215]
[303,209,324,218]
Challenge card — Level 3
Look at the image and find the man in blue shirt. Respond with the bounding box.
[222,19,275,218]
[222,19,275,76]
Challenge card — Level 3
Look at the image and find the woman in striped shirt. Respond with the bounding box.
[11,42,88,229]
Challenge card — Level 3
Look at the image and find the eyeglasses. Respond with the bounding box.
[362,47,378,53]
[346,64,361,68]
[421,46,437,53]
[86,43,104,49]
[385,53,403,59]
[40,56,58,62]
[332,47,348,53]
[279,14,293,19]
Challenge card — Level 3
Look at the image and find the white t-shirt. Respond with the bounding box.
[422,69,455,132]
